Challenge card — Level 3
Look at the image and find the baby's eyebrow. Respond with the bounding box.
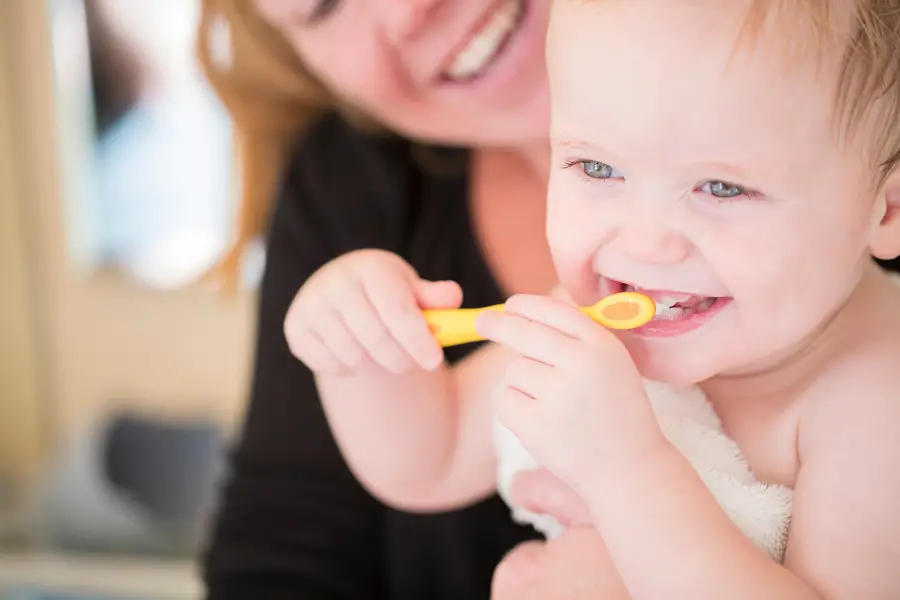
[551,134,618,159]
[689,160,759,183]
[552,133,593,150]
[556,132,758,173]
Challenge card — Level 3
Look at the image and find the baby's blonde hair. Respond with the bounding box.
[740,0,900,183]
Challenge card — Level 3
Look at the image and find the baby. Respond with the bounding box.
[285,1,900,598]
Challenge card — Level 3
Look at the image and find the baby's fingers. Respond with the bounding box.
[363,274,445,371]
[335,286,413,374]
[285,302,357,375]
[414,279,463,310]
[310,309,368,372]
[286,327,346,375]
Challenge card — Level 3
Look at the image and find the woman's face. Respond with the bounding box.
[255,0,550,147]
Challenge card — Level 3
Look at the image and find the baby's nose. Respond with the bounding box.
[615,222,691,265]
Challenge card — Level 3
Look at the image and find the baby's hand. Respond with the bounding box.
[478,294,664,491]
[285,249,462,376]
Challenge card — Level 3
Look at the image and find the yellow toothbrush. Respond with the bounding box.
[423,291,657,348]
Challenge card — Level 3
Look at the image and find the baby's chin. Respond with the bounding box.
[626,343,720,387]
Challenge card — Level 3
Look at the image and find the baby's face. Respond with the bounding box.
[546,1,884,384]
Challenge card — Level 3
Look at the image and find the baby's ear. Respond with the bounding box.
[870,166,900,260]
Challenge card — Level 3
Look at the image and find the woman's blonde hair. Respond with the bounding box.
[196,0,331,287]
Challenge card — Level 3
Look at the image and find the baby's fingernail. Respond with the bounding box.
[504,294,525,311]
[475,311,496,330]
[421,358,440,371]
[419,347,444,370]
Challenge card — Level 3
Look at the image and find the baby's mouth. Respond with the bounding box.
[620,283,718,321]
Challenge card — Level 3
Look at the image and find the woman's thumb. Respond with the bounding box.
[413,279,463,309]
[509,469,593,529]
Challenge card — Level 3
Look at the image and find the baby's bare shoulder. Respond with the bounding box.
[782,282,900,595]
[801,326,900,457]
[787,335,900,597]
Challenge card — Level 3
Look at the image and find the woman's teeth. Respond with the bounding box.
[444,0,522,81]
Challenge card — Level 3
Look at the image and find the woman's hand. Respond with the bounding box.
[492,529,630,600]
[509,468,592,529]
[491,468,630,599]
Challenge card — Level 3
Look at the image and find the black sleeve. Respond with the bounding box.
[203,116,411,599]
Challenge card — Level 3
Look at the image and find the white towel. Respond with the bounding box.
[493,379,793,562]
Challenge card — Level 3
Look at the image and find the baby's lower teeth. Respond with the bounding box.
[696,297,715,311]
[655,306,684,321]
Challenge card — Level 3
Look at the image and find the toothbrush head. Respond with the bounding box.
[582,292,656,330]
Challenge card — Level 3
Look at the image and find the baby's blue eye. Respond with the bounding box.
[703,180,745,198]
[582,161,623,179]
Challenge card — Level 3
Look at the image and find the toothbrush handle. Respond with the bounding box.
[424,304,605,348]
[422,305,505,348]
[424,292,656,348]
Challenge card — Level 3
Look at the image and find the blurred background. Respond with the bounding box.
[1,0,254,597]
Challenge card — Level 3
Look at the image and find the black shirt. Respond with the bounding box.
[203,112,539,600]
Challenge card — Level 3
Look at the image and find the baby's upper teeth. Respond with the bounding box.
[623,284,688,309]
[655,296,680,308]
[654,303,678,314]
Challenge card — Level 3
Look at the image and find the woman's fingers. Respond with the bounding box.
[509,468,593,528]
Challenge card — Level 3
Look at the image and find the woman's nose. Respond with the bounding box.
[373,0,440,43]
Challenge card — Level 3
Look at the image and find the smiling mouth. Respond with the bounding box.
[617,282,720,321]
[442,0,524,81]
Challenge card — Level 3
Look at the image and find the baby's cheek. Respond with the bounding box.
[554,257,600,305]
[739,289,819,358]
[548,237,605,304]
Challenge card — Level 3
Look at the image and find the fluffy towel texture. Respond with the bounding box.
[493,380,794,562]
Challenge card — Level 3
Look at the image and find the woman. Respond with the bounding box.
[196,0,607,598]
